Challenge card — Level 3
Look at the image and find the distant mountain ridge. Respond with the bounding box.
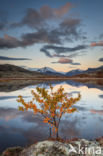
[0,64,103,78]
[66,66,103,76]
[70,66,103,78]
[27,65,103,77]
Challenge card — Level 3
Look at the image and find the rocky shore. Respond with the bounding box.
[2,137,103,156]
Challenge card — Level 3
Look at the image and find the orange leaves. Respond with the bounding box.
[17,85,81,138]
[43,117,51,123]
[19,106,24,111]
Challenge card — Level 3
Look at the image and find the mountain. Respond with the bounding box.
[66,66,103,78]
[0,64,103,79]
[71,66,103,78]
[66,69,84,76]
[27,67,65,76]
[0,64,65,78]
[85,65,103,73]
[0,64,45,78]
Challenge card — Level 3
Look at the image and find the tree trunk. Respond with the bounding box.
[56,130,59,139]
[49,127,51,138]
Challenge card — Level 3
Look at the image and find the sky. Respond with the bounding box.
[0,0,103,72]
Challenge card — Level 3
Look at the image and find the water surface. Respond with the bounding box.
[0,80,103,152]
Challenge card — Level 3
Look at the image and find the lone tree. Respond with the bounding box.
[17,85,81,138]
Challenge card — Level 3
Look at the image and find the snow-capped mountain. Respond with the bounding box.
[27,67,65,76]
[37,67,57,73]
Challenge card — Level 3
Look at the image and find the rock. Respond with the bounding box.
[2,138,103,156]
[96,137,103,147]
[20,139,103,156]
[2,146,23,156]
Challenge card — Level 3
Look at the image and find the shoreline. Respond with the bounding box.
[0,77,103,81]
[2,137,103,156]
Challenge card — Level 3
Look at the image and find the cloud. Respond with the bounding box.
[99,34,103,39]
[11,3,73,29]
[0,22,5,30]
[99,94,103,99]
[0,96,29,100]
[41,45,87,57]
[54,2,72,17]
[11,8,44,29]
[98,58,103,62]
[0,3,86,50]
[0,27,64,49]
[0,34,21,49]
[91,41,103,47]
[0,56,31,61]
[52,58,81,65]
[22,29,61,45]
[55,58,72,64]
[71,62,81,65]
[90,109,103,115]
[0,27,86,49]
[52,53,79,58]
[0,31,60,49]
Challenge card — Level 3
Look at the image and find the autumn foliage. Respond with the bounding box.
[17,85,81,138]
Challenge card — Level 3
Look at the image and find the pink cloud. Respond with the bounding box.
[54,2,73,17]
[58,58,73,64]
[90,109,103,115]
[91,41,103,47]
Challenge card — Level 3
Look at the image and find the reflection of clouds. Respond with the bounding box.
[0,96,30,101]
[69,91,81,94]
[90,109,103,115]
[0,107,84,152]
[99,94,103,99]
[0,108,21,121]
[59,118,80,139]
[75,106,88,111]
[0,106,103,152]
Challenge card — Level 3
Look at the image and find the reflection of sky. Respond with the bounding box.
[0,82,103,152]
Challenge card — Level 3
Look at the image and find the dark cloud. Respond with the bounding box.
[52,53,79,58]
[7,3,86,50]
[11,8,44,29]
[0,22,5,30]
[0,35,21,49]
[22,29,61,45]
[41,45,87,58]
[0,56,31,61]
[0,3,86,51]
[71,62,81,65]
[99,34,103,39]
[0,30,61,49]
[99,94,103,99]
[52,58,81,65]
[59,18,82,40]
[98,58,103,62]
[11,3,72,29]
[47,18,84,43]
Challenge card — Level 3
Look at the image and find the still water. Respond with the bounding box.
[0,80,103,152]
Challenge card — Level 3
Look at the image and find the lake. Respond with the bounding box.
[0,80,103,152]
